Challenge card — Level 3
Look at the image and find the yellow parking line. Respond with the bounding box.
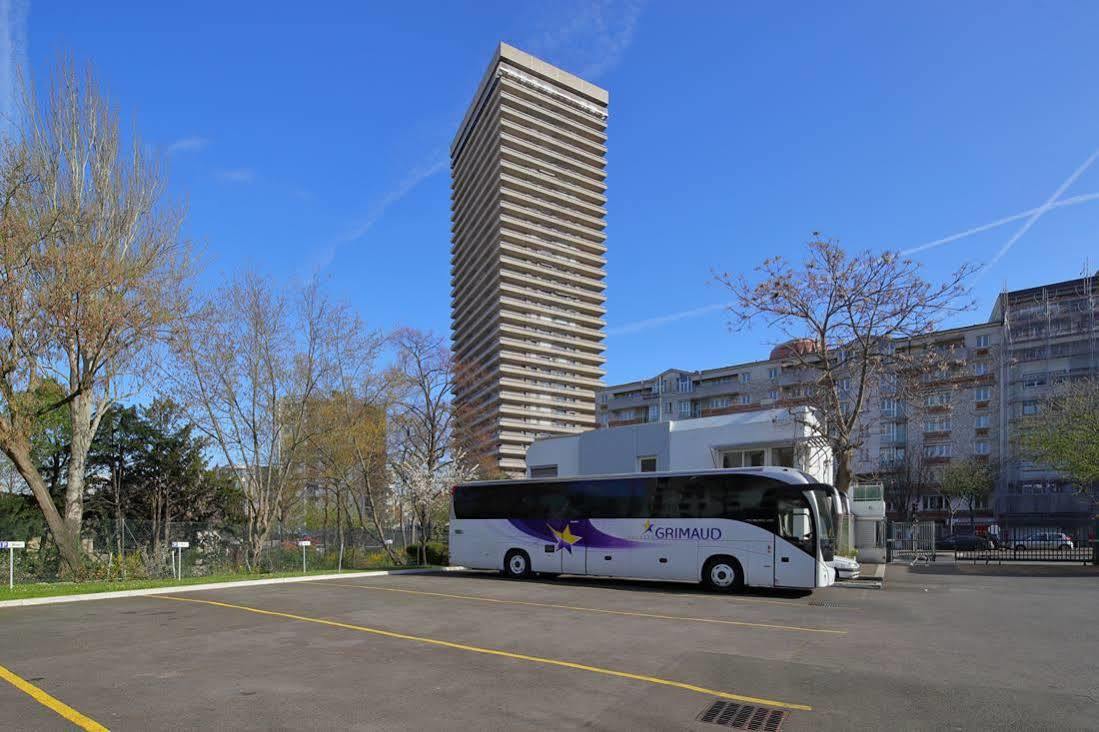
[155,594,813,712]
[320,582,845,635]
[0,663,109,732]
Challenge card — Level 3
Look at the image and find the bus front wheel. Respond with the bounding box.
[702,556,742,592]
[503,549,532,579]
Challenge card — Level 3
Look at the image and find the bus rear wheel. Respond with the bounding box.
[503,549,532,579]
[702,556,741,592]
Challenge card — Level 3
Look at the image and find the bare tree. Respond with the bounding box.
[716,236,975,493]
[0,63,189,573]
[387,329,476,565]
[169,274,333,570]
[301,309,398,564]
[881,447,935,523]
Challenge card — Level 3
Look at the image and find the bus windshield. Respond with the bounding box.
[807,487,837,561]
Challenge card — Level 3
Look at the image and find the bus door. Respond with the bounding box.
[773,494,816,588]
[560,520,587,575]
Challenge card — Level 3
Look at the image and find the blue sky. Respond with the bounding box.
[10,1,1099,384]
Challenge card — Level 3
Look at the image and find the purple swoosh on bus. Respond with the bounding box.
[507,519,641,549]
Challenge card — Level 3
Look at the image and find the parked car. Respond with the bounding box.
[937,534,993,551]
[1012,533,1075,551]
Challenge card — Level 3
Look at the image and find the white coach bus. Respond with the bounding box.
[449,467,836,591]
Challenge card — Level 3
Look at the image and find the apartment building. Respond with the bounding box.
[597,273,1099,529]
[450,43,609,476]
[992,274,1098,527]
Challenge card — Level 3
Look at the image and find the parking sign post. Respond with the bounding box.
[171,541,189,581]
[1,541,25,589]
[298,540,311,573]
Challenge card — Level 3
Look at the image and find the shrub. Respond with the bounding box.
[404,542,448,566]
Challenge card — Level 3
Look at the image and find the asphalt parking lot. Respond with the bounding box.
[1,566,1097,731]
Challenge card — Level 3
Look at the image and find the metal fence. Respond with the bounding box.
[886,521,937,564]
[5,520,417,586]
[954,527,1096,564]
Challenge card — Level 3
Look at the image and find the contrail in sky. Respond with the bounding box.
[607,302,729,336]
[985,147,1099,268]
[902,191,1099,255]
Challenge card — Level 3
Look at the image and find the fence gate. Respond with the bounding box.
[887,521,937,564]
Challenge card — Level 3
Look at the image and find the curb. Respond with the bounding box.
[0,567,467,609]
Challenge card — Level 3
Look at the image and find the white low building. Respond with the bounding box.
[524,407,833,481]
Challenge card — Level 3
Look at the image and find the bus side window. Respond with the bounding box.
[776,495,814,552]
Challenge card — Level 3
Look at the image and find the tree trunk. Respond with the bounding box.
[2,440,84,573]
[65,394,95,561]
[834,448,854,493]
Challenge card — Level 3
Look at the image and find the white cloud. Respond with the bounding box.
[216,168,256,184]
[167,136,209,155]
[0,0,29,137]
[608,302,729,336]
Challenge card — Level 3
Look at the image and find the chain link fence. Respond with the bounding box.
[5,519,420,586]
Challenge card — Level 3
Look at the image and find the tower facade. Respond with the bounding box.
[450,43,608,476]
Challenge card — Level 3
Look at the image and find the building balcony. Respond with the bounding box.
[608,417,646,428]
[995,494,1092,516]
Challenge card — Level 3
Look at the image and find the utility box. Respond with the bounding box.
[852,483,887,563]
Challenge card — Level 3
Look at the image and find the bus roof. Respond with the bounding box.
[459,466,828,488]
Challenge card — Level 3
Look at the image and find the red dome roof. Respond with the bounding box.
[769,338,818,360]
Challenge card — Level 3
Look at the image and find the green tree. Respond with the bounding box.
[86,400,243,561]
[938,459,995,530]
[0,63,190,574]
[1020,378,1099,495]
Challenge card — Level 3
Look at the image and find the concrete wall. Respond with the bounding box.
[526,408,833,482]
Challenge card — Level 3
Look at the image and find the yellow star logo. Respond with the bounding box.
[549,523,583,552]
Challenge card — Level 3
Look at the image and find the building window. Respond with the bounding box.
[974,334,990,348]
[975,440,990,455]
[598,392,608,404]
[740,394,751,405]
[709,397,731,409]
[722,449,765,468]
[974,387,991,402]
[772,446,795,467]
[922,494,946,511]
[529,465,558,478]
[924,417,951,433]
[739,372,751,384]
[975,414,991,429]
[924,444,952,458]
[665,401,673,415]
[1022,373,1046,388]
[678,400,691,417]
[647,405,659,422]
[1021,401,1039,416]
[768,390,779,400]
[638,456,657,473]
[973,362,988,376]
[925,392,950,407]
[677,376,693,393]
[767,367,779,380]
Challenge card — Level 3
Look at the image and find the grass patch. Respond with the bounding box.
[0,566,428,601]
